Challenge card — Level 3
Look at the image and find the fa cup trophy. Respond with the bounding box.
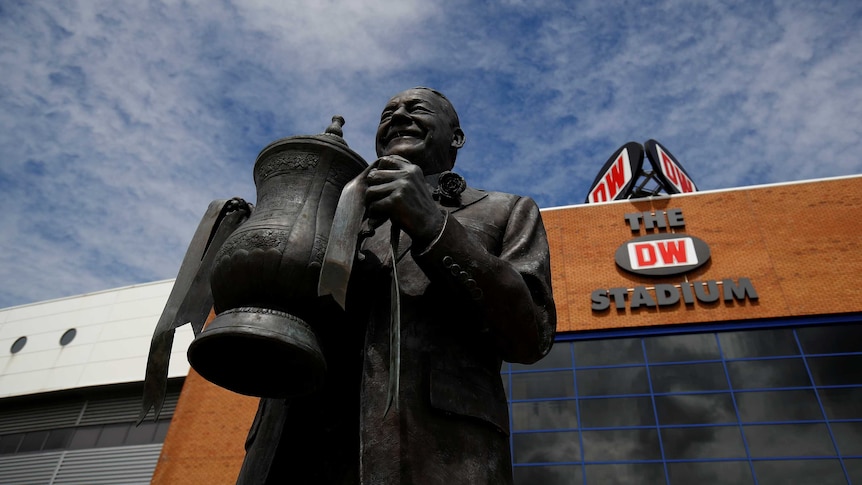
[185,116,367,398]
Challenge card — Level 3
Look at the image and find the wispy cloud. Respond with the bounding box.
[1,0,860,307]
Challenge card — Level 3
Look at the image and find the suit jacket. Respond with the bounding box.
[237,180,556,485]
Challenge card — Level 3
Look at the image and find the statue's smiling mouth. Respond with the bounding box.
[385,128,424,144]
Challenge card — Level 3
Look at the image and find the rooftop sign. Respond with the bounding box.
[585,140,698,202]
[644,139,698,194]
[584,142,643,203]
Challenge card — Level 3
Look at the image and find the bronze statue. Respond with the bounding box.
[142,88,556,484]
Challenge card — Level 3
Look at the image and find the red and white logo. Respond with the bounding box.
[615,233,710,276]
[585,142,644,204]
[588,148,633,203]
[656,145,696,194]
[628,237,697,270]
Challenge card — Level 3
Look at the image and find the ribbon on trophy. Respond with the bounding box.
[319,160,403,418]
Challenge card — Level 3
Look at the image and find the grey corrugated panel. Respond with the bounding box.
[0,392,178,434]
[0,403,83,434]
[51,444,163,485]
[0,451,63,484]
[79,392,178,426]
[153,391,179,417]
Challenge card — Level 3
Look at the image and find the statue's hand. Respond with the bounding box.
[365,155,445,245]
[225,197,253,215]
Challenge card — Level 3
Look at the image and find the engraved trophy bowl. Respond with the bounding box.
[187,116,367,398]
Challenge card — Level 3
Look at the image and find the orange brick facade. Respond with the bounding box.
[153,176,862,484]
[151,369,258,484]
[543,176,862,332]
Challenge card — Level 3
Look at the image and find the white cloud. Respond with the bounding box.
[1,0,861,306]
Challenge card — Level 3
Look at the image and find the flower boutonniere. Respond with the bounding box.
[433,171,467,206]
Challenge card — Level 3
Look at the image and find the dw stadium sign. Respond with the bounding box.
[614,233,711,277]
[591,208,758,312]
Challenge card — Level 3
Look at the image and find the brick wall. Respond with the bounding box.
[151,368,258,484]
[542,176,862,332]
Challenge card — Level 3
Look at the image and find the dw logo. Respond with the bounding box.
[615,233,711,276]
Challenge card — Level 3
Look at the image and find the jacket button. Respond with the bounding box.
[469,287,484,300]
[442,256,454,268]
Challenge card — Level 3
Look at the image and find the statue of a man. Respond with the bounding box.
[237,88,557,484]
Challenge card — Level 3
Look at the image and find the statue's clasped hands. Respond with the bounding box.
[364,155,446,246]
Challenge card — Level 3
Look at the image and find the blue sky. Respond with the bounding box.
[1,0,861,308]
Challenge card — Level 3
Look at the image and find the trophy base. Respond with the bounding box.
[187,307,326,398]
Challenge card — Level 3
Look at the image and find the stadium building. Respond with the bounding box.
[0,280,189,484]
[1,175,860,484]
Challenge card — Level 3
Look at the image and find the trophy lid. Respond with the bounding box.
[253,115,368,180]
[323,115,346,141]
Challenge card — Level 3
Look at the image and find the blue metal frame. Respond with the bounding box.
[503,314,862,484]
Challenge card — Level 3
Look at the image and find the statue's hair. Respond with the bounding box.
[411,87,461,129]
[408,87,464,166]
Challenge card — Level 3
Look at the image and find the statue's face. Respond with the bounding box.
[376,89,463,175]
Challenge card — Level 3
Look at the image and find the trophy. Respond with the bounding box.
[186,116,367,398]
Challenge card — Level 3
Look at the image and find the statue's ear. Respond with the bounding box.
[451,128,466,150]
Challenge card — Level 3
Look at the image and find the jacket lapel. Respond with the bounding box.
[452,186,488,213]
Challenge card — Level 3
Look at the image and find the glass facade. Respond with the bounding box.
[0,419,171,455]
[0,381,181,485]
[503,322,862,484]
[0,382,179,457]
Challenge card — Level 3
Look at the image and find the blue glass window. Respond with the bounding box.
[504,319,862,484]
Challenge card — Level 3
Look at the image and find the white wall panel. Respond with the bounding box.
[52,344,95,368]
[43,365,87,391]
[0,280,192,398]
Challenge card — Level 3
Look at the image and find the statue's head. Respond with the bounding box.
[376,87,466,175]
